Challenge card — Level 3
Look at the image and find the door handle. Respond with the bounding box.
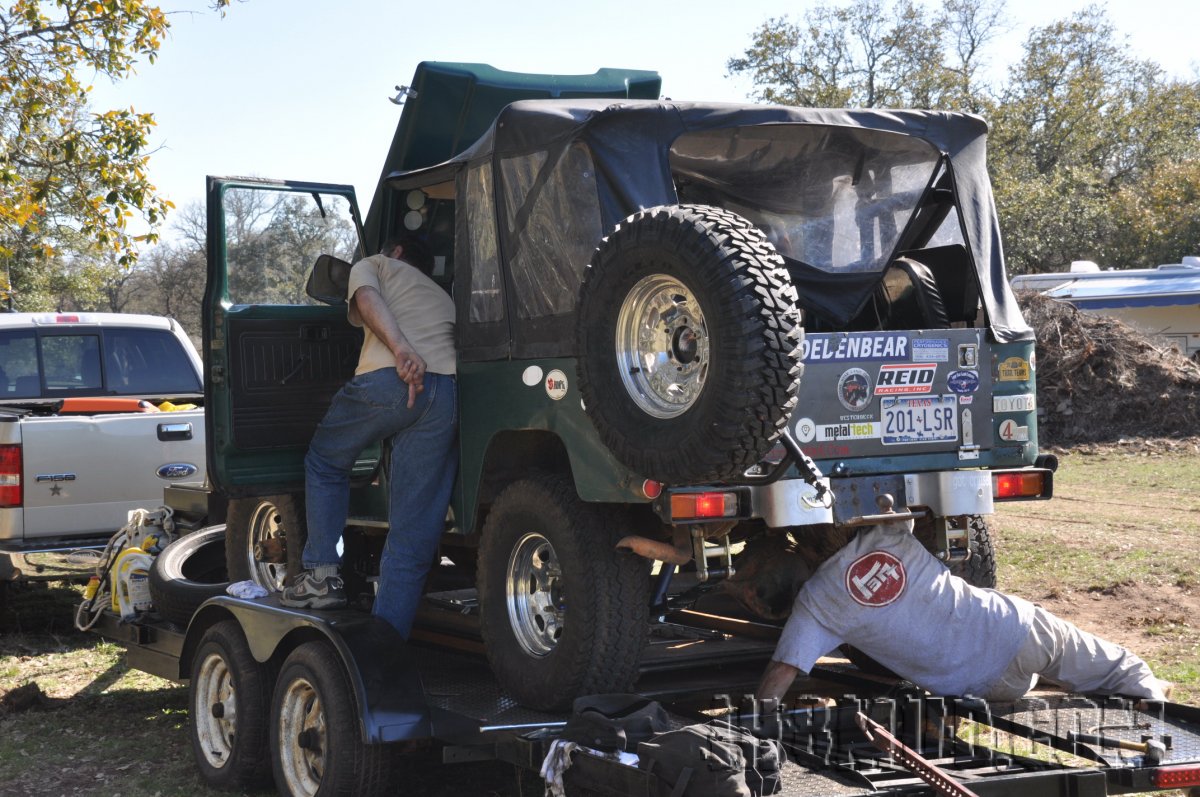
[158,422,193,441]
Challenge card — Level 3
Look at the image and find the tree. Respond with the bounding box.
[727,0,1006,112]
[0,0,231,310]
[730,1,1200,275]
[989,6,1200,273]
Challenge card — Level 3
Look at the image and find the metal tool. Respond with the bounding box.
[1066,732,1166,766]
[856,712,982,797]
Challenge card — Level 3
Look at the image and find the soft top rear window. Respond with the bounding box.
[670,125,942,274]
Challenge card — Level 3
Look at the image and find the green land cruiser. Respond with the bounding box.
[189,62,1052,711]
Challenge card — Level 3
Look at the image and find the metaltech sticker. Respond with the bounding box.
[802,333,909,363]
[845,551,906,607]
[875,363,936,395]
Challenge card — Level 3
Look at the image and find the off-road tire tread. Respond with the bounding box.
[949,515,997,589]
[478,474,650,711]
[148,525,230,627]
[190,620,273,789]
[577,204,803,483]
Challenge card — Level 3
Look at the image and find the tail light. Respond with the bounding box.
[0,444,21,508]
[1151,765,1200,789]
[992,469,1052,500]
[670,491,738,521]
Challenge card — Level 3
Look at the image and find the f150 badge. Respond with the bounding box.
[157,463,198,480]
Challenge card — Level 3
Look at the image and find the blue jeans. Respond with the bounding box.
[303,367,458,638]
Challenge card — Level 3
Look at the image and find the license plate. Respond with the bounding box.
[881,395,958,445]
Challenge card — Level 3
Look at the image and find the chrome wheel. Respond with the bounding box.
[616,274,710,418]
[247,501,288,592]
[277,676,325,797]
[506,532,564,657]
[193,652,237,771]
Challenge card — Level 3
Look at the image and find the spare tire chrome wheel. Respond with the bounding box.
[616,274,710,418]
[506,532,564,657]
[577,203,803,484]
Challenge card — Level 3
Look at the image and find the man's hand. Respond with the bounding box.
[394,345,427,409]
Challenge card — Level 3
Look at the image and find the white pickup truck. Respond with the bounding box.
[0,312,206,588]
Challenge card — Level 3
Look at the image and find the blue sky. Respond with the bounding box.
[86,0,1200,240]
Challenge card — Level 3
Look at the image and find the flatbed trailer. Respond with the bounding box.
[86,590,1200,797]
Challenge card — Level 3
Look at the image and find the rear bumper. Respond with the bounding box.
[748,466,1053,528]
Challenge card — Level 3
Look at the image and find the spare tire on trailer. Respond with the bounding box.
[149,525,231,627]
[577,204,803,484]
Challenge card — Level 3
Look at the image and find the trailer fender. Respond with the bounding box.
[180,596,431,744]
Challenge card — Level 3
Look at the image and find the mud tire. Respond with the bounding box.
[477,474,650,711]
[577,204,802,484]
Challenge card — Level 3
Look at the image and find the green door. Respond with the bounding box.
[203,176,373,495]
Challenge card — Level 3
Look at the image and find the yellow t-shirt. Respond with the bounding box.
[346,253,456,376]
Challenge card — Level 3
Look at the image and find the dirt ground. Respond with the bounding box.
[990,439,1200,699]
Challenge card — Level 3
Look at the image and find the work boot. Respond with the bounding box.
[280,566,347,609]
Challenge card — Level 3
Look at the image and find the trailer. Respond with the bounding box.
[84,582,1200,797]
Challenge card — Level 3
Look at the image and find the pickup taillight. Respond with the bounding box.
[0,444,21,507]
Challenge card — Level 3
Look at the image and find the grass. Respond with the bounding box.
[1,445,1198,794]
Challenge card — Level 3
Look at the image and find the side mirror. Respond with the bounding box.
[306,254,353,305]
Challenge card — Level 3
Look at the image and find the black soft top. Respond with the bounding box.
[388,99,1031,343]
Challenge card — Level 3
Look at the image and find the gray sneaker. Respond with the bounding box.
[280,567,347,609]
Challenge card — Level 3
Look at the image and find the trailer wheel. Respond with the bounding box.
[148,526,230,627]
[577,204,802,484]
[478,475,650,712]
[190,620,273,790]
[226,495,306,593]
[948,515,997,589]
[271,641,396,797]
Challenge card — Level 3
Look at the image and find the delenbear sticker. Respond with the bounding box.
[545,369,568,400]
[845,551,906,607]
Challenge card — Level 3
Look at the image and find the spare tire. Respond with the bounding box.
[149,525,231,627]
[577,204,802,484]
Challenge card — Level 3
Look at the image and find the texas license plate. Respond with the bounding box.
[881,395,958,445]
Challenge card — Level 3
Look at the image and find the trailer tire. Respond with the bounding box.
[190,620,273,790]
[577,204,802,484]
[226,495,306,594]
[271,641,397,797]
[948,515,997,589]
[148,525,230,627]
[478,475,650,712]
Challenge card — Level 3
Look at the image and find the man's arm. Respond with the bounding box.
[758,659,802,702]
[351,285,426,409]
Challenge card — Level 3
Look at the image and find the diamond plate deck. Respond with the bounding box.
[983,694,1200,767]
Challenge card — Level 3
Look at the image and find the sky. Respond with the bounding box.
[85,0,1200,243]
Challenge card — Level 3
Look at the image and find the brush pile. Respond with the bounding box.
[1018,291,1200,446]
